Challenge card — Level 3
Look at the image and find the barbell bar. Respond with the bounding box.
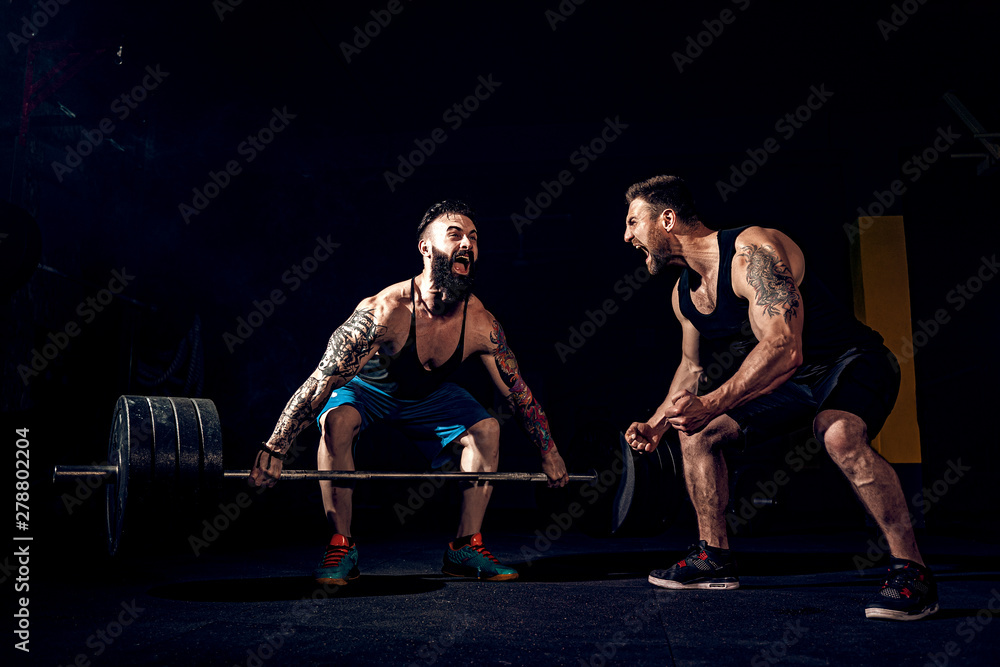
[54,467,599,483]
[52,396,637,556]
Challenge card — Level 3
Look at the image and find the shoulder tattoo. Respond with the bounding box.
[317,308,387,377]
[736,243,800,322]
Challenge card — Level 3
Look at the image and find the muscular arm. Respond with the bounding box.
[648,282,703,429]
[482,319,556,454]
[628,281,703,450]
[697,235,803,417]
[264,305,388,455]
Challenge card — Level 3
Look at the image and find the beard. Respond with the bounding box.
[430,247,476,306]
[647,247,671,275]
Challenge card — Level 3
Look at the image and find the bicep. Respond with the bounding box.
[316,304,389,380]
[734,241,804,343]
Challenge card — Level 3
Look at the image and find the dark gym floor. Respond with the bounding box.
[23,507,1000,667]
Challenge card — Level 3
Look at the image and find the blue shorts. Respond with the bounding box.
[316,377,492,467]
[726,345,900,447]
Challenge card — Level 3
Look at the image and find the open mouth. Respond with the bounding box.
[453,253,471,275]
[634,243,649,259]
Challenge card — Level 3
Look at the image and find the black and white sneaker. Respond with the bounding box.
[865,558,939,621]
[648,540,740,590]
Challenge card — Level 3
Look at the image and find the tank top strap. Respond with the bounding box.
[717,225,753,305]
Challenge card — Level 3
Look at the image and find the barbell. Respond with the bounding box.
[53,396,642,556]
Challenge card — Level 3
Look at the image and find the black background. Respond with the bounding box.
[3,0,998,541]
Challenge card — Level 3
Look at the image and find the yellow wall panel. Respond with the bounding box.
[850,216,922,464]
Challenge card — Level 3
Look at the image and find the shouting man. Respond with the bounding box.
[250,200,569,584]
[622,175,936,621]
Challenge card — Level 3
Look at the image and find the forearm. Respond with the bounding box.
[265,374,344,454]
[649,362,701,429]
[263,305,386,454]
[701,335,800,415]
[506,388,556,455]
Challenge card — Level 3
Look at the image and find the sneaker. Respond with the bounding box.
[648,540,740,590]
[441,533,518,581]
[865,558,939,621]
[313,534,360,586]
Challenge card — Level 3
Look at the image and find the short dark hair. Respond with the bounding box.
[625,175,699,224]
[417,200,477,239]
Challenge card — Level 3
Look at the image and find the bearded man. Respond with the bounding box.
[250,200,569,584]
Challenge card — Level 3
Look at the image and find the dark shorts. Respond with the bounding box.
[316,377,492,467]
[726,346,900,447]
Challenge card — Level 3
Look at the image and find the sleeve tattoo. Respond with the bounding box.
[491,319,553,453]
[267,376,320,448]
[317,308,387,378]
[736,244,800,322]
[267,308,386,451]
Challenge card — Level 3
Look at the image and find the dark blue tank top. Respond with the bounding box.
[358,278,468,400]
[678,227,882,391]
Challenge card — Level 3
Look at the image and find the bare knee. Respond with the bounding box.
[467,417,500,452]
[320,406,361,456]
[814,410,869,465]
[679,415,740,457]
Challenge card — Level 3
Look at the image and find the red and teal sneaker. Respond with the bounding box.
[441,533,518,581]
[648,540,740,590]
[865,558,939,621]
[313,534,360,586]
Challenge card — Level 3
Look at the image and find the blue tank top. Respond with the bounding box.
[678,227,883,391]
[358,278,469,400]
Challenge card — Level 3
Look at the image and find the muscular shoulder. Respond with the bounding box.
[349,279,411,343]
[464,296,503,355]
[732,226,805,285]
[365,279,411,314]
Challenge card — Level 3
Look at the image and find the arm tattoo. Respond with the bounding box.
[491,319,553,453]
[317,308,387,378]
[267,376,321,451]
[265,309,385,453]
[736,243,800,323]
